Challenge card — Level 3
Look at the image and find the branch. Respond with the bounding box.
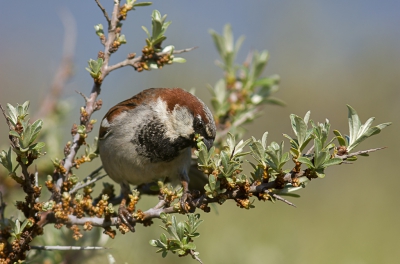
[105,47,198,77]
[94,0,111,27]
[60,1,122,188]
[40,141,385,229]
[31,245,108,251]
[82,166,104,181]
[40,179,285,228]
[189,250,203,264]
[268,191,297,207]
[339,147,387,159]
[102,0,120,69]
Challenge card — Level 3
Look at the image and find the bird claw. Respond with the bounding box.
[118,205,135,232]
[180,191,195,213]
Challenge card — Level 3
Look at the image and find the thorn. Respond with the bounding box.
[347,147,387,157]
[267,191,296,207]
[75,90,88,102]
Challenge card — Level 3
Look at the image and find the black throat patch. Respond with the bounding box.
[132,118,193,163]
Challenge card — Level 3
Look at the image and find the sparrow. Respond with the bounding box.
[98,88,216,227]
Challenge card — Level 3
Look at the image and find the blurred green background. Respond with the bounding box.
[1,1,399,263]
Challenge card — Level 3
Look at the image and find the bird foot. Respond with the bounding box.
[180,191,195,213]
[118,204,135,232]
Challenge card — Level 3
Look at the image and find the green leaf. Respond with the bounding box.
[357,117,375,137]
[290,147,300,158]
[314,151,329,169]
[185,242,196,250]
[347,105,361,146]
[297,157,314,168]
[315,170,325,178]
[261,132,268,149]
[94,24,104,36]
[321,158,342,168]
[29,119,43,144]
[6,103,18,125]
[153,35,166,46]
[209,29,225,57]
[172,57,186,63]
[30,142,45,150]
[253,50,269,79]
[133,2,152,7]
[168,216,180,241]
[223,24,233,52]
[162,45,174,54]
[142,26,150,38]
[226,133,235,151]
[162,21,172,32]
[263,97,286,106]
[9,130,20,138]
[333,130,347,146]
[249,141,265,162]
[290,114,311,152]
[176,222,185,241]
[0,148,14,172]
[220,151,229,169]
[20,125,32,149]
[348,122,391,151]
[234,35,245,56]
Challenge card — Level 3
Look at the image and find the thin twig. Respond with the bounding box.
[0,104,12,130]
[305,145,314,156]
[69,174,108,194]
[75,90,89,102]
[345,147,387,158]
[83,166,104,182]
[95,0,111,26]
[31,245,108,251]
[190,250,203,264]
[105,47,198,77]
[269,192,297,207]
[0,104,18,148]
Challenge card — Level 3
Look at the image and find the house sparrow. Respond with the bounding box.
[98,88,216,224]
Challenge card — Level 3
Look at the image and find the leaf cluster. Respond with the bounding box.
[196,106,391,203]
[208,25,283,143]
[142,10,171,49]
[86,58,104,79]
[3,101,45,166]
[336,105,391,152]
[150,213,202,259]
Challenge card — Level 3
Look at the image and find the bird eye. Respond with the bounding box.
[194,117,204,131]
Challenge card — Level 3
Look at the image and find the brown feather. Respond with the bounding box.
[98,88,209,139]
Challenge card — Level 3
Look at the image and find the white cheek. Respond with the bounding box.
[151,98,194,139]
[170,105,194,137]
[101,118,110,128]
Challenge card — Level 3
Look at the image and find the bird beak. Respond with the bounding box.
[202,138,214,150]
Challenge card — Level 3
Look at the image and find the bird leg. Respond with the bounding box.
[117,183,136,232]
[180,176,195,213]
